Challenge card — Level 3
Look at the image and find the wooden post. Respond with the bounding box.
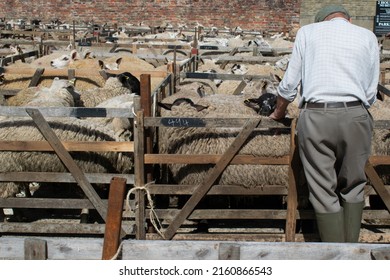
[365,161,390,213]
[24,238,47,260]
[190,48,199,71]
[28,68,44,87]
[72,20,76,50]
[167,61,176,94]
[285,119,299,242]
[102,177,127,260]
[380,69,386,100]
[140,74,153,183]
[134,108,146,239]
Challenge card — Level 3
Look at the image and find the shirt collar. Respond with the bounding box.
[329,17,349,23]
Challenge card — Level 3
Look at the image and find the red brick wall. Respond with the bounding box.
[0,0,301,33]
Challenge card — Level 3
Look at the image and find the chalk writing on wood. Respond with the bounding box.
[161,118,206,127]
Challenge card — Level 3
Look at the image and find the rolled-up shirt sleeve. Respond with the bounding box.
[277,29,304,102]
[366,37,380,107]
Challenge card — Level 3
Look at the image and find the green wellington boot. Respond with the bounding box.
[315,209,345,242]
[342,201,364,243]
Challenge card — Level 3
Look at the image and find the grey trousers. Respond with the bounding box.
[297,104,373,213]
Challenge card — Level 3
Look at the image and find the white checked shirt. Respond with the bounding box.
[277,18,380,108]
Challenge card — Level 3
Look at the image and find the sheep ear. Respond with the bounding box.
[98,60,105,69]
[84,51,92,59]
[71,50,78,60]
[157,102,174,110]
[270,73,282,83]
[261,82,268,94]
[116,57,123,65]
[244,99,260,112]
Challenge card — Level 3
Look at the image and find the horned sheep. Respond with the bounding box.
[157,89,291,189]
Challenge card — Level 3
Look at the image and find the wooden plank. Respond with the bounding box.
[285,119,299,242]
[24,238,47,260]
[232,80,248,95]
[68,68,76,81]
[0,141,133,152]
[0,50,39,66]
[0,106,134,118]
[146,233,390,244]
[145,117,389,130]
[378,83,390,98]
[25,108,108,221]
[102,177,127,260]
[370,155,390,165]
[0,223,134,236]
[149,209,313,220]
[144,116,293,129]
[148,209,388,221]
[180,72,271,81]
[0,172,134,184]
[133,97,146,240]
[3,236,390,260]
[140,74,153,183]
[216,55,280,64]
[1,67,168,78]
[28,68,44,87]
[0,197,101,209]
[371,247,390,260]
[144,154,289,164]
[218,243,240,260]
[163,117,261,240]
[220,47,238,69]
[146,184,289,195]
[365,161,390,213]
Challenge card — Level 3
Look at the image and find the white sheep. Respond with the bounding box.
[86,93,138,139]
[77,72,139,107]
[0,117,134,200]
[6,77,76,107]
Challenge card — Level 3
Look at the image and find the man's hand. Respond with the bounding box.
[269,110,286,120]
[269,95,290,120]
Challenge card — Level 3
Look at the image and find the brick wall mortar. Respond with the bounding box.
[0,0,300,33]
[0,1,380,32]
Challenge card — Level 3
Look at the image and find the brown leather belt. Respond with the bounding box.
[304,101,362,109]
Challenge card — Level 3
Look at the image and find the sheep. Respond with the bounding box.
[86,93,138,139]
[23,77,76,107]
[6,77,77,107]
[0,117,134,201]
[158,92,291,189]
[76,72,140,107]
[98,57,122,70]
[1,50,106,91]
[50,49,79,69]
[244,92,277,116]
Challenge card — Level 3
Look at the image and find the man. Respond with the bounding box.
[269,5,379,242]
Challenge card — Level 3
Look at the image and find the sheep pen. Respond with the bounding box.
[0,27,389,241]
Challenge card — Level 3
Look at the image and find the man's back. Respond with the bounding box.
[281,17,379,107]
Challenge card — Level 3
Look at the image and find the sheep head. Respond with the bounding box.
[50,49,78,69]
[244,93,277,116]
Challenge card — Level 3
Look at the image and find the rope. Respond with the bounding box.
[109,181,164,260]
[110,241,124,260]
[125,181,165,238]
